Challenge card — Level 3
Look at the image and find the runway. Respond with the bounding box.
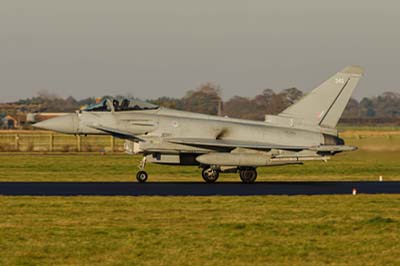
[1,181,400,196]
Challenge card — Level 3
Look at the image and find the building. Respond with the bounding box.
[2,115,19,129]
[26,113,68,123]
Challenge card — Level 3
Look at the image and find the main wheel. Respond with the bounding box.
[136,171,148,183]
[202,167,219,183]
[239,168,257,184]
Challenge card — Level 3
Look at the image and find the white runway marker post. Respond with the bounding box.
[379,176,383,182]
[352,188,357,195]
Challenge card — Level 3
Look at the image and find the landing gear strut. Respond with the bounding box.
[202,167,219,183]
[239,168,257,184]
[136,157,148,183]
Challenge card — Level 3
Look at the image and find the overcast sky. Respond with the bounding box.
[1,0,399,102]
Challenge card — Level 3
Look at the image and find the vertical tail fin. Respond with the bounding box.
[279,65,364,128]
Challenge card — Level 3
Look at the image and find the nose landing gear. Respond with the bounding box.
[136,157,148,183]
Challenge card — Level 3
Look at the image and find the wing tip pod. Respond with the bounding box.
[341,65,364,76]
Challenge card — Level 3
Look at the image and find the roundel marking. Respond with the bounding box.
[172,121,179,128]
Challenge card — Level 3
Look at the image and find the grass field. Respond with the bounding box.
[1,131,400,265]
[1,195,400,266]
[0,150,399,182]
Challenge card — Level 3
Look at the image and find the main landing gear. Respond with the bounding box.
[202,167,220,183]
[239,168,257,184]
[136,157,148,183]
[201,166,258,184]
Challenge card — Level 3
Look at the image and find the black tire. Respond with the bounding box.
[202,167,219,183]
[239,169,257,184]
[136,171,148,183]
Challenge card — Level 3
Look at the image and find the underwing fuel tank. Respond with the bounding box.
[196,153,272,167]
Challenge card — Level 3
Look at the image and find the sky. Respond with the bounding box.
[1,0,400,102]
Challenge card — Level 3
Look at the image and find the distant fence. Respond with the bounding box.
[0,131,125,152]
[1,129,400,152]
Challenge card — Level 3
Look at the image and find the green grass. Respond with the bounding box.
[1,196,400,266]
[0,149,399,182]
[1,133,400,265]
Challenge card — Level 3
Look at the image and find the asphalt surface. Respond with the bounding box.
[0,181,400,196]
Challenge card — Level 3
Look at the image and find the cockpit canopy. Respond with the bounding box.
[83,98,159,112]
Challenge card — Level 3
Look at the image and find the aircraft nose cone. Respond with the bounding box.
[33,114,79,134]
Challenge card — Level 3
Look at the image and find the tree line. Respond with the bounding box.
[5,84,400,125]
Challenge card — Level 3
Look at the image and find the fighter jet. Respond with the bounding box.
[34,66,363,183]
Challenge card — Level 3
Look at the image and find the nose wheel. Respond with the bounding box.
[136,171,148,183]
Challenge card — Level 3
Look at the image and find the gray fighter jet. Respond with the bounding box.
[34,66,363,183]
